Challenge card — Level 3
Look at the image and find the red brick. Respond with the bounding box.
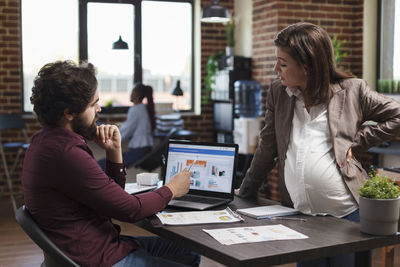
[7,1,19,7]
[287,4,304,9]
[2,77,19,83]
[2,7,18,14]
[326,13,342,19]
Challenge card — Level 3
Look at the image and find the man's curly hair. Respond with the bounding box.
[30,60,98,125]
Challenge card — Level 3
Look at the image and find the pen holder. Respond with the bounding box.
[137,173,159,186]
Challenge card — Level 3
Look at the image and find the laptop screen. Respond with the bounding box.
[164,140,238,196]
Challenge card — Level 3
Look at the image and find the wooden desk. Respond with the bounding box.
[377,168,400,186]
[376,168,400,267]
[137,197,400,267]
[153,129,197,140]
[368,141,400,168]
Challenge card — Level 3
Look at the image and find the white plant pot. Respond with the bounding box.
[359,196,400,235]
[226,46,234,57]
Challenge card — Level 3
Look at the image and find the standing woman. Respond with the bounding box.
[98,83,155,170]
[238,22,400,267]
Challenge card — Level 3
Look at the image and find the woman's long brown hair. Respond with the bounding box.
[274,22,352,106]
[131,83,156,131]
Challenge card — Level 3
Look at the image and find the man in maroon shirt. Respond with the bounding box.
[22,60,200,267]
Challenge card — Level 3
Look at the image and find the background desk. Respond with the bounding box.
[137,197,400,267]
[368,141,400,168]
[153,129,197,140]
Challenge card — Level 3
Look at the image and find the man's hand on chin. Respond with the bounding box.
[94,124,123,164]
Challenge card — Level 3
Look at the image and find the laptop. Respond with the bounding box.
[163,140,239,210]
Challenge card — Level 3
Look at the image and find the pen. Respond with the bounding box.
[227,207,246,222]
[187,161,196,171]
[267,216,307,222]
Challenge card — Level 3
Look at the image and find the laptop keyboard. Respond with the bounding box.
[174,195,223,204]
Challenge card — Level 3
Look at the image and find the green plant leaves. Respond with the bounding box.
[225,19,235,47]
[332,35,348,65]
[377,79,400,94]
[202,52,223,104]
[359,169,400,199]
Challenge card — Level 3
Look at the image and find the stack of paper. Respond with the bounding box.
[236,205,299,219]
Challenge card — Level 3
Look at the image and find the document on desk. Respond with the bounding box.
[156,208,243,225]
[203,224,308,245]
[124,183,157,195]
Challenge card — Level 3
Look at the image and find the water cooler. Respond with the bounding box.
[233,80,262,154]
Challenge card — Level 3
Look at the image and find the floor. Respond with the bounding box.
[0,196,398,267]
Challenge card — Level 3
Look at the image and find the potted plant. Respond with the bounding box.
[225,18,235,57]
[332,35,348,66]
[359,168,400,235]
[202,52,223,104]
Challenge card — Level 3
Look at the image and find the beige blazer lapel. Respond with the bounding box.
[327,83,345,139]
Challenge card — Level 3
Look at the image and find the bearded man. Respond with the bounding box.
[22,60,200,267]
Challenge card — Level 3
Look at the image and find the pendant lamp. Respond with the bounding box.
[171,80,184,96]
[171,80,184,110]
[112,35,129,50]
[200,0,230,23]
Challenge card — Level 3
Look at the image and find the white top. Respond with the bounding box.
[284,87,357,218]
[119,103,154,149]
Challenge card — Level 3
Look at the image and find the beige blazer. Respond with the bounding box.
[239,78,400,207]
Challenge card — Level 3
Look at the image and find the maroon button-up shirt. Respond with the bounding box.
[22,125,172,267]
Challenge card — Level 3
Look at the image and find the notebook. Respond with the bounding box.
[236,205,299,219]
[163,140,239,210]
[124,183,158,195]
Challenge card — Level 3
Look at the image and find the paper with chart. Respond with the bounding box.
[203,224,308,245]
[156,209,241,225]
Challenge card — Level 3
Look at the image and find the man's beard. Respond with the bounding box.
[72,114,98,141]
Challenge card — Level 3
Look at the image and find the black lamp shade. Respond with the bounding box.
[171,80,184,96]
[112,35,129,50]
[200,0,230,23]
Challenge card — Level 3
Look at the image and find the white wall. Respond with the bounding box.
[363,0,377,90]
[234,0,252,57]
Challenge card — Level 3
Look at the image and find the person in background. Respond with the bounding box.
[23,60,200,267]
[98,83,155,170]
[237,22,400,267]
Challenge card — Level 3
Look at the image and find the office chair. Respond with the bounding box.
[16,205,79,267]
[0,114,30,214]
[134,128,178,172]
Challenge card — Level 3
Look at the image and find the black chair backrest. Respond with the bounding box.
[0,114,26,130]
[134,128,178,172]
[15,205,79,267]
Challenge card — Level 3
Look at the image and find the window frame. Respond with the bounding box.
[21,0,195,114]
[377,0,399,90]
[78,0,195,114]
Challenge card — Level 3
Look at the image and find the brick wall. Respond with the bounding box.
[0,0,20,113]
[0,0,233,196]
[252,0,367,201]
[0,0,23,197]
[0,0,373,202]
[192,0,234,141]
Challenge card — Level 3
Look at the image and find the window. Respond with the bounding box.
[87,2,134,107]
[142,1,193,110]
[21,0,194,113]
[378,0,400,84]
[21,0,79,112]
